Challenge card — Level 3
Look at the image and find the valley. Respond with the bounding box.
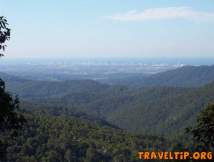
[1,64,214,137]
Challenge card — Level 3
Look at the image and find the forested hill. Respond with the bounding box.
[102,82,214,136]
[75,82,214,137]
[1,71,214,137]
[1,111,169,162]
[103,65,214,87]
[0,74,171,162]
[0,72,109,102]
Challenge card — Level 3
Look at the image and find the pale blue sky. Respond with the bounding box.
[1,0,214,58]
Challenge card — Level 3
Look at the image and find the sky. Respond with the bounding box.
[1,0,214,58]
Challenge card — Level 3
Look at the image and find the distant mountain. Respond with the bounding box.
[1,70,214,137]
[0,72,109,103]
[2,64,214,89]
[103,65,214,87]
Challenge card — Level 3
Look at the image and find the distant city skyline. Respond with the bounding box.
[1,0,214,58]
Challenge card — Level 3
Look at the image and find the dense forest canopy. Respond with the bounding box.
[187,104,214,147]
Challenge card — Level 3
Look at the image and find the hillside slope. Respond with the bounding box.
[104,65,214,87]
[2,112,165,162]
[1,71,214,137]
[0,72,109,103]
[104,83,214,136]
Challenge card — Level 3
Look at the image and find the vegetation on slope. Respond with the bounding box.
[2,71,214,137]
[0,111,169,162]
[102,65,214,87]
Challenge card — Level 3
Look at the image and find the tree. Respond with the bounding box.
[0,16,25,130]
[0,81,25,130]
[0,16,10,56]
[0,16,10,57]
[186,104,214,147]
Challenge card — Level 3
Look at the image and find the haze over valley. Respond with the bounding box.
[1,57,214,137]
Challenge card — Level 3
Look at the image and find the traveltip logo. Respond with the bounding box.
[138,151,213,160]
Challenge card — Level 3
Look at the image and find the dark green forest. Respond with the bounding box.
[0,112,151,162]
[2,71,214,137]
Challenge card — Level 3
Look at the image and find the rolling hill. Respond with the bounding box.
[103,65,214,87]
[1,65,214,137]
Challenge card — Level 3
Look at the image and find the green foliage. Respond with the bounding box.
[1,112,166,162]
[0,16,10,56]
[187,104,214,147]
[0,17,25,131]
[0,79,25,130]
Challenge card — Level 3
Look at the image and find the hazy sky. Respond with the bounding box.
[1,0,214,58]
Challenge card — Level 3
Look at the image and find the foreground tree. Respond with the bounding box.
[0,16,25,130]
[0,16,10,57]
[0,16,26,162]
[187,104,214,147]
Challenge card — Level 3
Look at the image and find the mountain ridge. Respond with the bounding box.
[103,65,214,87]
[1,65,214,137]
